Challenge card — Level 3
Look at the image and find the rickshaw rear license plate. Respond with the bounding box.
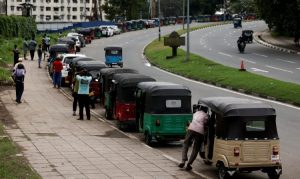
[271,155,279,161]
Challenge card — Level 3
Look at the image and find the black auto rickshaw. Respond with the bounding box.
[233,17,242,28]
[105,73,156,130]
[242,30,254,43]
[136,82,192,145]
[99,68,138,107]
[76,61,107,105]
[196,97,282,179]
[58,38,76,53]
[68,57,95,88]
[47,44,69,76]
[93,27,102,39]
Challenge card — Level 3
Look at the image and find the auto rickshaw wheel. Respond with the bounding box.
[218,164,229,179]
[267,170,280,179]
[144,132,152,145]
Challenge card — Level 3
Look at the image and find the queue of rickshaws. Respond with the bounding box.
[196,97,282,179]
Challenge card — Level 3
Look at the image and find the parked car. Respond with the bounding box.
[67,32,86,48]
[99,26,114,37]
[110,25,121,35]
[61,53,86,86]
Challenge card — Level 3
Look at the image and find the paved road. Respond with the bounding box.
[185,21,300,84]
[80,23,300,179]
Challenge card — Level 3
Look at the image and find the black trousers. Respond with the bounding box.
[78,94,90,120]
[30,50,35,60]
[15,82,24,102]
[73,92,78,112]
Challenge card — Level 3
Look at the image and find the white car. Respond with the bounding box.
[110,25,121,35]
[99,25,114,37]
[61,53,86,86]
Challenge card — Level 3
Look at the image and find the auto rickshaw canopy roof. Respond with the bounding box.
[100,68,138,77]
[58,38,75,46]
[113,73,155,87]
[137,82,191,96]
[77,61,106,69]
[71,57,95,67]
[104,46,122,51]
[199,97,276,117]
[49,44,69,53]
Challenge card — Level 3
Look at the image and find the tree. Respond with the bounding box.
[229,0,256,14]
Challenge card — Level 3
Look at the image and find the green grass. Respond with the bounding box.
[0,124,41,179]
[145,26,300,106]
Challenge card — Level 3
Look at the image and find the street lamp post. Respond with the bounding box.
[182,0,185,30]
[185,0,190,61]
[158,0,161,41]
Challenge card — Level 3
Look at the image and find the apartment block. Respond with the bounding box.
[6,0,104,22]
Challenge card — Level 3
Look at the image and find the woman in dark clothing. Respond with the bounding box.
[13,60,26,103]
[13,44,20,66]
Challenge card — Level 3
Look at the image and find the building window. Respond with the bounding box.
[86,8,89,12]
[46,0,51,3]
[40,6,44,11]
[80,0,83,3]
[72,15,77,20]
[54,16,60,20]
[17,0,22,2]
[17,7,22,11]
[72,7,77,11]
[40,15,44,20]
[54,7,59,11]
[67,15,70,20]
[41,0,44,3]
[80,7,83,11]
[33,0,36,2]
[54,0,59,2]
[73,0,77,3]
[60,15,64,20]
[33,7,36,11]
[61,7,64,11]
[46,7,51,11]
[46,15,51,20]
[86,0,89,3]
[11,6,15,11]
[67,7,70,12]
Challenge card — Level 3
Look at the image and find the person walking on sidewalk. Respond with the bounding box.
[28,38,37,61]
[12,58,26,104]
[76,69,92,120]
[178,106,208,171]
[23,38,28,60]
[52,56,63,88]
[37,44,42,68]
[13,44,20,66]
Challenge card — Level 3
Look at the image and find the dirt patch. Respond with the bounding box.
[0,99,17,129]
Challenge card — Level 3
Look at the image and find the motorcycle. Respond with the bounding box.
[237,37,246,53]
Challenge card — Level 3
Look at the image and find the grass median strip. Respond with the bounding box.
[144,25,300,106]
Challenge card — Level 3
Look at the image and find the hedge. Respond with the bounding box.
[0,16,36,39]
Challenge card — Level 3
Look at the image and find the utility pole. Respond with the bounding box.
[182,0,185,29]
[185,0,190,61]
[158,0,161,41]
[223,0,226,21]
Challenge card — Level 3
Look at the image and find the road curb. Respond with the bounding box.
[253,32,300,55]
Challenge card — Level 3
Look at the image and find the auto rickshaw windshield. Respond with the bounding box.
[215,116,279,140]
[106,50,122,56]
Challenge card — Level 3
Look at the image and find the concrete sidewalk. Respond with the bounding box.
[0,59,199,179]
[255,30,300,54]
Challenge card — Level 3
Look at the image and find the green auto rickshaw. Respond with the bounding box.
[99,68,138,107]
[135,82,193,145]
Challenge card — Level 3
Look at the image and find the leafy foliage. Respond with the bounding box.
[0,16,36,39]
[255,0,300,36]
[229,0,257,14]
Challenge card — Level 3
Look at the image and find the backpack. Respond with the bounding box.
[15,68,25,77]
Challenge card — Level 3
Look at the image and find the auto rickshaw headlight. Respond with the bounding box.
[155,119,160,126]
[273,146,279,155]
[234,147,240,157]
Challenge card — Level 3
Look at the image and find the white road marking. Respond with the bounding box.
[145,62,151,67]
[297,68,300,70]
[275,58,296,64]
[251,68,269,73]
[266,65,294,73]
[218,52,232,57]
[253,53,268,58]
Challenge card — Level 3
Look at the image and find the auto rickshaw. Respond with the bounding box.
[58,38,76,53]
[136,82,192,145]
[47,44,69,76]
[104,46,123,67]
[131,20,138,30]
[137,20,145,30]
[125,21,132,31]
[76,61,107,104]
[105,73,156,130]
[68,57,95,87]
[242,30,254,43]
[233,17,242,28]
[196,97,282,179]
[99,68,138,107]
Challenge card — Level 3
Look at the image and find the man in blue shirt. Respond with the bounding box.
[76,68,92,120]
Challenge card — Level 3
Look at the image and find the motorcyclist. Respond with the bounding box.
[237,36,246,53]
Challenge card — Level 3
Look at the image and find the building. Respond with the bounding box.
[6,0,105,22]
[0,0,6,15]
